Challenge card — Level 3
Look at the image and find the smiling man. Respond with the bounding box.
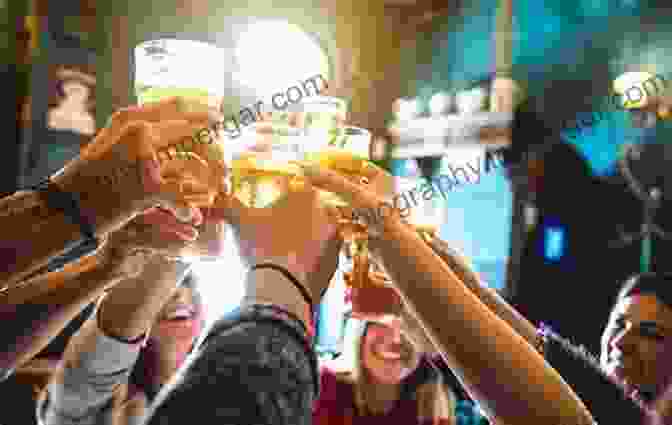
[600,273,672,402]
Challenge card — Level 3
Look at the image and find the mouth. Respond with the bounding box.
[163,305,195,322]
[375,351,403,361]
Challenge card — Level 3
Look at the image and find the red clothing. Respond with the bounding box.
[313,367,451,425]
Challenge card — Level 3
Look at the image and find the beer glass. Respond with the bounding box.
[229,95,356,208]
[134,38,228,206]
[135,38,229,259]
[230,122,306,208]
[305,125,373,206]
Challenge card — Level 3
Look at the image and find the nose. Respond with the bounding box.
[171,287,192,306]
[611,327,637,355]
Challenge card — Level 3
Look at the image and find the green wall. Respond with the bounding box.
[418,0,672,174]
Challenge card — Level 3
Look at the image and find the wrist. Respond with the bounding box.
[52,157,144,237]
[243,266,313,334]
[52,158,112,237]
[250,255,309,290]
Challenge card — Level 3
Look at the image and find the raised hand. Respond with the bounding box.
[53,97,225,237]
[212,184,340,303]
[305,161,396,235]
[101,200,230,272]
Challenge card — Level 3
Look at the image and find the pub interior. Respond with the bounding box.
[5,0,672,424]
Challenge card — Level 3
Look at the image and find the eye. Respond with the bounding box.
[612,317,626,330]
[638,325,665,340]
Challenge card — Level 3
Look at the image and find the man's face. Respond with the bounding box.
[600,294,672,392]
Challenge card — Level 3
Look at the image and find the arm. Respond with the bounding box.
[39,256,190,425]
[371,217,593,425]
[0,250,130,375]
[0,188,100,287]
[0,98,217,286]
[301,163,594,425]
[424,237,537,345]
[97,255,190,341]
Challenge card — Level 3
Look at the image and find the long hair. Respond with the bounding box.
[334,318,455,424]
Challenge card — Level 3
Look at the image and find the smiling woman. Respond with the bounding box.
[315,315,456,425]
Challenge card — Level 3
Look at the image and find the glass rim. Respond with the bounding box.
[342,126,371,136]
[133,38,227,98]
[242,121,305,135]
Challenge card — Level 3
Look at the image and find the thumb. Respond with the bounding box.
[296,162,379,211]
[206,192,248,227]
[154,193,200,223]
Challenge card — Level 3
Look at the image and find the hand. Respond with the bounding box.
[300,162,398,235]
[52,98,223,237]
[100,198,231,271]
[213,185,340,303]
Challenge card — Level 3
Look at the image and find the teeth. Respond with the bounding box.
[166,307,194,320]
[377,352,402,360]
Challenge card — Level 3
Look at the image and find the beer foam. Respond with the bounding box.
[135,39,227,98]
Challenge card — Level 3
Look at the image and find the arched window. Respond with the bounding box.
[233,19,330,101]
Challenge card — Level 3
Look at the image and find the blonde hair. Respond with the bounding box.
[333,317,456,424]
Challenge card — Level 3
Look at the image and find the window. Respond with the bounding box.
[233,20,330,101]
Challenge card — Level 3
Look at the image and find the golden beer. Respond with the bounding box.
[304,126,372,206]
[135,39,228,205]
[230,123,305,208]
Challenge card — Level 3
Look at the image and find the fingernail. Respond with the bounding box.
[191,207,204,226]
[142,157,163,191]
[178,227,199,241]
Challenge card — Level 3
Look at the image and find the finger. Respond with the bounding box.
[358,161,388,181]
[139,209,200,240]
[154,185,210,222]
[106,99,219,132]
[158,152,209,175]
[158,149,214,185]
[141,156,163,194]
[160,178,214,201]
[84,120,158,161]
[87,119,213,161]
[82,98,218,159]
[206,192,248,225]
[295,163,379,210]
[141,206,202,228]
[153,175,217,210]
[118,97,221,122]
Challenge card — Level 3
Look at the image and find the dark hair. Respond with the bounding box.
[540,326,649,424]
[464,73,560,169]
[617,273,672,312]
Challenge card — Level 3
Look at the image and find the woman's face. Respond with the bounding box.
[151,286,201,348]
[361,322,420,385]
[600,294,672,392]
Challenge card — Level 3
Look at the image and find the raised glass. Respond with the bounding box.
[230,122,306,208]
[134,38,229,259]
